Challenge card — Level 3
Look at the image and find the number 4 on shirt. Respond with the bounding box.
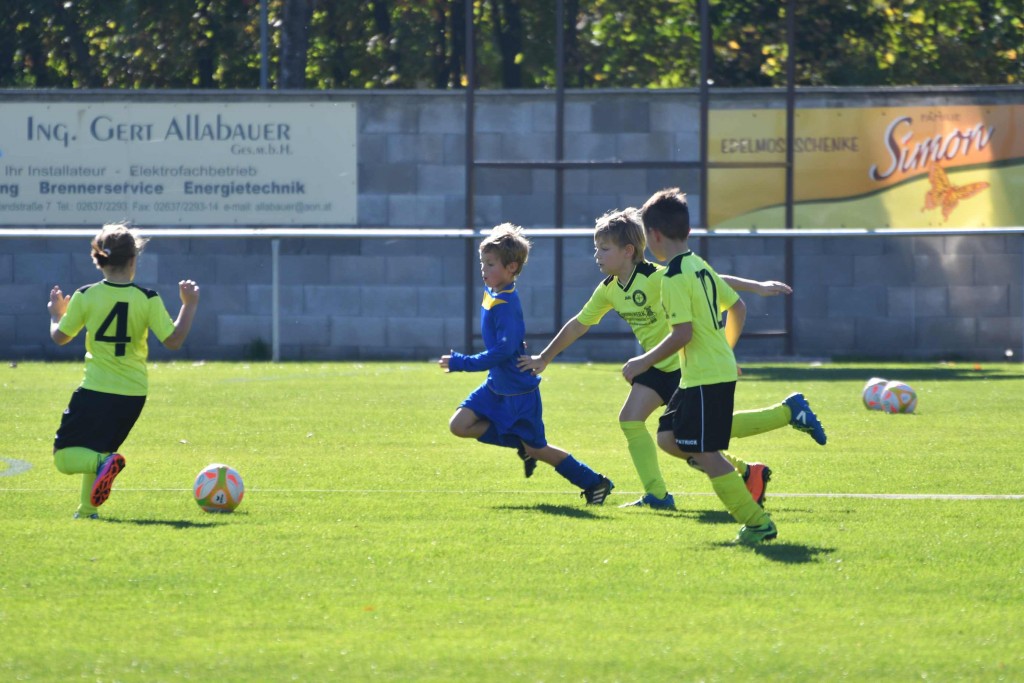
[95,302,131,356]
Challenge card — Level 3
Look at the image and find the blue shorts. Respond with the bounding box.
[460,383,547,449]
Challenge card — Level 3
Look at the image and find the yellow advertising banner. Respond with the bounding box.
[708,105,1024,228]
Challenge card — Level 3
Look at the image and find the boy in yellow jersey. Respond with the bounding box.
[47,222,199,519]
[519,208,825,509]
[624,189,777,544]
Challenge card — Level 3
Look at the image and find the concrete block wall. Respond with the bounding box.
[790,234,1023,360]
[2,87,1022,362]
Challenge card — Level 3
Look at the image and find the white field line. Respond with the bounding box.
[1,488,1021,501]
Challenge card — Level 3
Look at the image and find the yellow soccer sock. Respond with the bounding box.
[620,421,669,498]
[54,448,104,517]
[721,450,748,478]
[710,470,770,527]
[54,447,103,475]
[78,474,100,517]
[731,403,789,439]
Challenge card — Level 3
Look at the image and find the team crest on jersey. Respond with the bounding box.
[631,290,647,307]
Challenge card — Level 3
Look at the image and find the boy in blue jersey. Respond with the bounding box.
[48,222,199,519]
[440,224,614,504]
[624,189,777,544]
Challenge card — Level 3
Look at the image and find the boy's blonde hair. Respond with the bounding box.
[594,208,645,264]
[91,221,148,270]
[479,223,530,277]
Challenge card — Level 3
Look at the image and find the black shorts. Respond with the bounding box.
[54,387,146,454]
[657,381,736,453]
[632,367,682,405]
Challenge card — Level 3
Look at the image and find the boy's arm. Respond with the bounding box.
[51,324,73,345]
[724,297,746,348]
[48,285,73,345]
[518,316,590,374]
[622,323,692,383]
[448,334,519,372]
[721,275,792,297]
[161,280,200,350]
[447,305,523,373]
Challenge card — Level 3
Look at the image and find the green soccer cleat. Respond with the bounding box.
[733,518,778,545]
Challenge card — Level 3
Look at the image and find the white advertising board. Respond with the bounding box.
[0,101,357,226]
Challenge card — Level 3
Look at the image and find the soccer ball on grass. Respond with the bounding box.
[862,377,888,410]
[879,381,917,414]
[194,463,245,512]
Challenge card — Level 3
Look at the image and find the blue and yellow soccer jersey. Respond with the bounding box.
[576,261,680,373]
[448,284,540,395]
[661,251,740,388]
[58,280,177,396]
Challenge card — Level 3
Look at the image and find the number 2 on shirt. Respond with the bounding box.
[95,302,131,356]
[695,269,724,330]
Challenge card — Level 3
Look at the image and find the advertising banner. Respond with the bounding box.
[0,101,357,226]
[708,105,1024,228]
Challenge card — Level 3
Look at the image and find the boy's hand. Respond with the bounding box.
[48,285,69,322]
[517,354,548,375]
[622,355,651,384]
[438,354,452,371]
[179,280,200,305]
[754,280,792,296]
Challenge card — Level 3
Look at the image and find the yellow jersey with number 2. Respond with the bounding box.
[660,251,740,388]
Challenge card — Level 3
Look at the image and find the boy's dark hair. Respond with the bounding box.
[91,221,147,269]
[640,188,690,241]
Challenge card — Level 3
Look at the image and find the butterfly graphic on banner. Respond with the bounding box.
[922,162,990,222]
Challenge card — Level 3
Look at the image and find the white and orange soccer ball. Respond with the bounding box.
[862,377,888,410]
[194,463,245,512]
[879,381,917,414]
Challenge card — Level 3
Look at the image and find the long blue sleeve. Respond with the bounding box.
[448,285,540,395]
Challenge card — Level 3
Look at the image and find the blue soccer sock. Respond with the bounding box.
[554,455,601,490]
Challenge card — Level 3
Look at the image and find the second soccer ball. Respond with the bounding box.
[879,381,917,414]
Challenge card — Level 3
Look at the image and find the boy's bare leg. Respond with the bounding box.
[448,407,490,439]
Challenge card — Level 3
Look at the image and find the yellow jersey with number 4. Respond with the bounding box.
[58,280,177,396]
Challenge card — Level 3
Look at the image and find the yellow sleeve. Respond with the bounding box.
[57,291,87,338]
[576,281,613,327]
[147,294,177,342]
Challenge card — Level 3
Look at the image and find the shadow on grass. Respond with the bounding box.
[644,509,735,523]
[690,509,735,525]
[712,540,836,564]
[103,518,222,529]
[741,365,1018,383]
[495,503,605,519]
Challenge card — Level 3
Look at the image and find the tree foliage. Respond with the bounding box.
[1,0,1021,90]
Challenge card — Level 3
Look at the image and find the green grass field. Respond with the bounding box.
[2,360,1023,681]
